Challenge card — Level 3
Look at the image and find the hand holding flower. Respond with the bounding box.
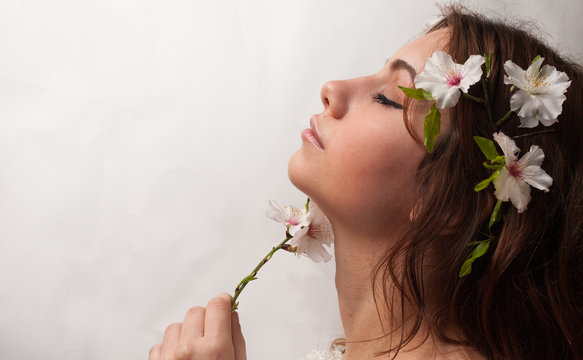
[149,293,247,360]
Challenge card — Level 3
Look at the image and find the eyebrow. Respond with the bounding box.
[385,58,417,80]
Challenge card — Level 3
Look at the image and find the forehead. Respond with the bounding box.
[389,28,450,74]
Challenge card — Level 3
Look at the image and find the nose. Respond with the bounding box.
[320,80,349,119]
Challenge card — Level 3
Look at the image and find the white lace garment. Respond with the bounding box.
[298,344,345,360]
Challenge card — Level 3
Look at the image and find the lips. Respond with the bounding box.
[301,117,324,150]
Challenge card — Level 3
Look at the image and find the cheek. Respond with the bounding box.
[323,128,422,213]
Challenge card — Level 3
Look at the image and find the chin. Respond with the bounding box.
[287,149,310,195]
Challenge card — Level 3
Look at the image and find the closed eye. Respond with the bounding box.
[372,92,403,110]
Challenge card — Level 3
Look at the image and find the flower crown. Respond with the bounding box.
[399,51,571,277]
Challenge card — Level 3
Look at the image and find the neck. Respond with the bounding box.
[332,221,398,358]
[331,222,484,360]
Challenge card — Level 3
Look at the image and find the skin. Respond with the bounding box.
[149,293,246,360]
[289,28,484,359]
[151,28,485,360]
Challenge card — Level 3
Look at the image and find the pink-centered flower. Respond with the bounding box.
[414,51,485,109]
[266,200,308,234]
[503,57,571,128]
[492,132,553,213]
[266,200,334,263]
[289,201,334,263]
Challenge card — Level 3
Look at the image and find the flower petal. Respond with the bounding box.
[435,86,462,109]
[414,72,448,94]
[525,56,544,81]
[306,201,334,246]
[518,144,545,168]
[539,65,571,93]
[458,55,485,92]
[424,51,457,74]
[266,200,286,223]
[493,169,531,213]
[493,167,510,200]
[536,92,566,123]
[503,60,528,88]
[522,165,553,192]
[298,236,333,263]
[493,132,519,164]
[287,200,334,263]
[513,92,541,119]
[519,145,553,191]
[509,90,533,113]
[518,115,541,128]
[509,178,532,213]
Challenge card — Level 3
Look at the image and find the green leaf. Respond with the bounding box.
[459,240,491,277]
[488,200,503,231]
[398,86,434,101]
[473,136,500,161]
[472,240,490,258]
[424,104,441,153]
[474,178,492,192]
[474,169,500,192]
[459,258,473,277]
[531,55,541,65]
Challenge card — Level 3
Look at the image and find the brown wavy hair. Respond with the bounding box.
[372,7,583,360]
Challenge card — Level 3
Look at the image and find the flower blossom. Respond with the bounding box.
[414,51,485,109]
[266,200,334,263]
[503,57,571,128]
[492,132,553,213]
[266,200,308,233]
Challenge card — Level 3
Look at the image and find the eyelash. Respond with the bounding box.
[372,92,403,110]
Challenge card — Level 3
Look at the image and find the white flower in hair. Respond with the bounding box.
[503,57,571,128]
[492,132,553,213]
[414,51,485,109]
[266,200,334,263]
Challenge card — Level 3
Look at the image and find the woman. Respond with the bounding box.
[149,7,583,360]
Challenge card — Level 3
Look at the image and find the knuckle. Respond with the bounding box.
[186,306,205,316]
[174,342,195,359]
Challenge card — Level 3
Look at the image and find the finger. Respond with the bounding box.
[148,344,162,360]
[160,322,182,360]
[231,311,247,360]
[179,306,205,344]
[204,293,232,340]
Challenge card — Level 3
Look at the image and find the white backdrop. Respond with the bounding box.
[0,1,581,359]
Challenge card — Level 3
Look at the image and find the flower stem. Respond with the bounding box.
[462,92,484,104]
[481,78,494,128]
[496,110,514,127]
[511,128,556,140]
[231,232,293,311]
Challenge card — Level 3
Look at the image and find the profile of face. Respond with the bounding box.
[288,29,449,236]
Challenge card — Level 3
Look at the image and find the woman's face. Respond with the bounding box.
[288,29,448,235]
